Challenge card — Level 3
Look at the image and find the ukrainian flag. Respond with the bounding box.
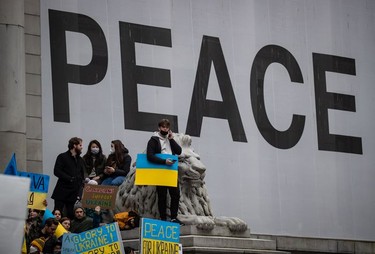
[135,154,178,187]
[43,209,67,238]
[18,171,50,210]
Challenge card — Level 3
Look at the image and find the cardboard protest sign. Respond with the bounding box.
[0,174,30,254]
[17,172,49,210]
[135,154,178,187]
[62,222,124,254]
[3,154,49,210]
[140,218,180,254]
[81,184,118,210]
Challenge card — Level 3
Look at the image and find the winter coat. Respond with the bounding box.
[147,135,182,164]
[103,149,132,179]
[82,154,106,182]
[51,150,84,202]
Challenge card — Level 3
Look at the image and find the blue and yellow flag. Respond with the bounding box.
[18,172,50,210]
[135,154,178,187]
[3,153,49,210]
[43,209,67,238]
[3,153,18,175]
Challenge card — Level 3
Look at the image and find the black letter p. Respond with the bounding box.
[49,9,108,122]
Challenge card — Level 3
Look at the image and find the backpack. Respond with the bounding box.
[113,211,140,230]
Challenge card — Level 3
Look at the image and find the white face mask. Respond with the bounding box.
[30,246,38,253]
[110,148,114,154]
[91,147,99,154]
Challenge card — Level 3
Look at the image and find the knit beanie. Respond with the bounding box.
[31,237,45,251]
[74,201,83,211]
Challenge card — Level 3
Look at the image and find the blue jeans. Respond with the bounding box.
[101,176,125,186]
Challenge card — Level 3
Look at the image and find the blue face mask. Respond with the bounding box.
[91,147,99,154]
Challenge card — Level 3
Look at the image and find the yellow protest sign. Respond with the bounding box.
[140,218,180,254]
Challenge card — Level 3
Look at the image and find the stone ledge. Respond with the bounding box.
[182,246,289,254]
[180,235,276,250]
[123,238,286,254]
[122,227,375,253]
[181,225,251,238]
[122,225,284,253]
[252,234,375,254]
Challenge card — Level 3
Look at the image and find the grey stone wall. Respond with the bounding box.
[25,0,42,173]
[0,0,42,172]
[252,234,375,254]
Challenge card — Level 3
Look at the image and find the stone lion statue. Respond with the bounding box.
[115,133,248,232]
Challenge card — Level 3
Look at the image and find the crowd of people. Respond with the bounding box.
[24,206,109,254]
[22,119,181,254]
[51,138,131,220]
[24,209,60,254]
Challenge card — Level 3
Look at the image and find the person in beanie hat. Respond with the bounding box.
[40,218,59,254]
[30,237,45,253]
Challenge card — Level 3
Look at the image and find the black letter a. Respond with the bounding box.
[186,36,247,142]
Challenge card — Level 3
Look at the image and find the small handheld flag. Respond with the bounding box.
[3,153,18,175]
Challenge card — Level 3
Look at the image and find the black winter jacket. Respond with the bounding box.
[51,150,84,202]
[146,136,182,164]
[103,152,132,178]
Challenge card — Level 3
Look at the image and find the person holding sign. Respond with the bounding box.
[146,119,183,224]
[51,137,85,220]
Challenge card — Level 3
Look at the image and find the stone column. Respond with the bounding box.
[0,0,26,171]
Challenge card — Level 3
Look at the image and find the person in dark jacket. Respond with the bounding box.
[70,206,93,233]
[146,119,182,224]
[29,218,59,254]
[82,140,106,185]
[51,137,85,219]
[101,140,131,186]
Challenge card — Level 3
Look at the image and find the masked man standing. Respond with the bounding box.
[146,119,183,224]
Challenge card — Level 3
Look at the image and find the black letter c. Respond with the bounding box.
[250,45,305,149]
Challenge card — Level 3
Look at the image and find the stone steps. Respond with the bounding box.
[180,235,276,250]
[121,225,290,254]
[181,246,290,254]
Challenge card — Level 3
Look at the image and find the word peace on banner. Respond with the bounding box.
[62,222,124,254]
[140,218,180,254]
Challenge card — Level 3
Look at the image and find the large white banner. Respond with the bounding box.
[41,0,375,241]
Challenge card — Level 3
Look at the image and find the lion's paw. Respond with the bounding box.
[178,215,215,231]
[213,216,248,232]
[195,216,215,231]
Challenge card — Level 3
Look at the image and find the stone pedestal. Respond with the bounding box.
[121,225,290,254]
